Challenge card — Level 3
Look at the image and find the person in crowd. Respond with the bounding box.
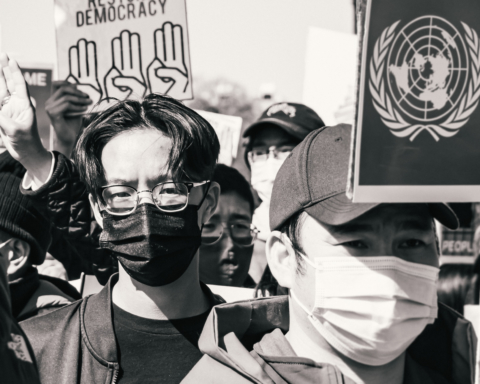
[200,164,258,288]
[0,219,41,384]
[243,102,325,283]
[0,168,79,321]
[437,264,478,315]
[182,124,476,384]
[0,53,224,383]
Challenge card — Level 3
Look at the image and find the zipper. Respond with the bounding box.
[111,368,119,384]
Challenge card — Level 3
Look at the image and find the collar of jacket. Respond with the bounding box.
[198,296,477,384]
[81,272,225,365]
[9,266,40,318]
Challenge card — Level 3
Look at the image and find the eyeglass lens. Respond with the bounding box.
[102,183,190,214]
[202,221,256,246]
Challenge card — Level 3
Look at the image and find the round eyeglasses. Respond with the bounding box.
[247,145,296,163]
[100,181,210,215]
[202,221,259,247]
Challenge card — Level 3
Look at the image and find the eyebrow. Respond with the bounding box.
[229,213,252,221]
[329,223,375,236]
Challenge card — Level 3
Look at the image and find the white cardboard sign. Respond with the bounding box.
[195,110,243,166]
[54,0,193,104]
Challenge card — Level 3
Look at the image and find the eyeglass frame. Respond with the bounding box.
[98,180,210,216]
[201,221,259,247]
[247,145,295,163]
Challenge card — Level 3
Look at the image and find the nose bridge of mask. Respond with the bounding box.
[299,254,438,310]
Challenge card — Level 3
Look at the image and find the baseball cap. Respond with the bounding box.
[270,124,458,231]
[243,102,325,140]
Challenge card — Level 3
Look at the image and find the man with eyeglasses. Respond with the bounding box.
[200,164,258,288]
[0,54,224,384]
[243,102,325,283]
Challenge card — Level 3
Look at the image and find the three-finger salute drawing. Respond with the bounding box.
[66,39,103,104]
[104,30,147,100]
[147,22,189,98]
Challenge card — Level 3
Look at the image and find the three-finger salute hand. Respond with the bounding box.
[147,22,189,98]
[0,53,48,168]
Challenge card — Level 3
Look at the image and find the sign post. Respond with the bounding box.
[351,0,480,202]
[54,0,193,104]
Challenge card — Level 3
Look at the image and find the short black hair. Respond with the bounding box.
[213,164,254,214]
[74,94,220,200]
[279,210,307,275]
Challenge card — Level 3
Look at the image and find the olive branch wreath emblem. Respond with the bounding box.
[369,20,480,141]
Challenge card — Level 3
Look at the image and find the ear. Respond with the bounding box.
[89,193,104,228]
[7,238,31,278]
[198,181,220,227]
[266,231,297,289]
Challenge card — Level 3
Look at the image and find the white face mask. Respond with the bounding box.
[291,255,438,366]
[250,158,284,203]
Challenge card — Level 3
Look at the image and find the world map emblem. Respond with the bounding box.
[369,16,480,141]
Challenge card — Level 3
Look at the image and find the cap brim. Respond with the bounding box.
[305,193,459,229]
[242,118,309,140]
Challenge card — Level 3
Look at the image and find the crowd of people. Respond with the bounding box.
[0,32,478,384]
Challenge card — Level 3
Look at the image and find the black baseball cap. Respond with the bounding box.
[270,124,458,231]
[243,102,325,140]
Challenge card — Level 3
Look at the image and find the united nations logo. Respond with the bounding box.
[369,16,480,141]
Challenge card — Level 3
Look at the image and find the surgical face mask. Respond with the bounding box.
[250,158,285,203]
[99,204,202,287]
[291,255,438,366]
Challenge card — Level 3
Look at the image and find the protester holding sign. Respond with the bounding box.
[0,53,225,383]
[243,102,325,283]
[183,124,476,384]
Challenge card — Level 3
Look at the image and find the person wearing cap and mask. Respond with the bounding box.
[182,124,476,384]
[0,54,224,384]
[243,102,325,282]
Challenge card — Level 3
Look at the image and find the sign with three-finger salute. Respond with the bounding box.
[54,0,193,105]
[350,0,480,202]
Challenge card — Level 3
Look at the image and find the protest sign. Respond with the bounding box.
[21,65,53,149]
[54,0,193,105]
[351,0,480,202]
[195,110,243,166]
[303,27,357,126]
[440,228,475,264]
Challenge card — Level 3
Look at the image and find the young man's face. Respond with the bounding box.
[199,191,254,287]
[91,128,216,228]
[291,204,438,310]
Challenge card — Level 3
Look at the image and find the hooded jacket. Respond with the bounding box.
[20,273,225,384]
[181,296,477,384]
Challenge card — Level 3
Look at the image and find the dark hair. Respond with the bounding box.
[279,211,307,274]
[74,94,220,200]
[213,164,254,214]
[437,264,475,315]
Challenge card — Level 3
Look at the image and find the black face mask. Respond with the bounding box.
[99,204,202,287]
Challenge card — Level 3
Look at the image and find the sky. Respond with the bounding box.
[0,0,354,101]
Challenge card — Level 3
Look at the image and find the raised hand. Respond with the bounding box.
[147,22,189,98]
[0,53,51,182]
[66,39,103,104]
[46,81,92,157]
[104,30,147,100]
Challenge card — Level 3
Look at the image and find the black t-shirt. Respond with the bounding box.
[112,303,210,384]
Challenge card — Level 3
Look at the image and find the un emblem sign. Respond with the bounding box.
[370,16,480,141]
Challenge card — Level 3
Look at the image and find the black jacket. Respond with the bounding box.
[21,151,116,283]
[20,273,225,384]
